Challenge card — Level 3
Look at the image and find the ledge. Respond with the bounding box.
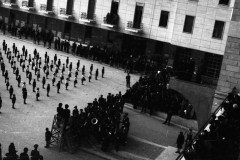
[20,6,35,11]
[79,18,95,24]
[39,10,54,15]
[101,23,116,28]
[125,28,142,33]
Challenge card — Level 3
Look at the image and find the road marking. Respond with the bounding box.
[129,135,167,149]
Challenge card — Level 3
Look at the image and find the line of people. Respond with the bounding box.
[0,40,106,112]
[1,143,43,160]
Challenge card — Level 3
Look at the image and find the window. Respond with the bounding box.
[110,0,119,15]
[66,0,73,15]
[219,0,230,5]
[183,15,195,33]
[28,0,34,7]
[47,0,53,11]
[87,0,96,19]
[133,3,144,29]
[203,53,223,78]
[212,20,225,39]
[159,11,169,28]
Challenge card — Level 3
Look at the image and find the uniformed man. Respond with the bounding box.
[17,75,21,87]
[56,81,60,93]
[42,76,46,89]
[76,60,80,71]
[33,79,36,92]
[74,77,77,87]
[36,88,40,101]
[9,86,14,99]
[69,62,72,72]
[102,67,105,78]
[95,69,99,80]
[45,128,51,148]
[47,84,50,97]
[65,78,69,90]
[12,94,16,109]
[28,72,32,84]
[90,64,93,75]
[52,76,56,86]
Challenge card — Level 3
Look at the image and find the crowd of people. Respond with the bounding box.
[124,69,195,122]
[181,88,240,160]
[1,143,43,160]
[0,20,162,75]
[54,92,130,152]
[0,40,108,111]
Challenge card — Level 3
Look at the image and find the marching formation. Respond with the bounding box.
[0,40,108,111]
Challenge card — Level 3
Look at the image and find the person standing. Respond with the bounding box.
[69,62,72,72]
[95,69,99,80]
[81,75,86,85]
[82,65,85,75]
[46,68,49,79]
[32,79,36,92]
[66,57,69,68]
[126,73,131,88]
[163,107,173,126]
[176,132,185,153]
[23,89,27,104]
[31,144,43,160]
[37,69,40,81]
[12,94,16,109]
[60,73,64,84]
[74,77,77,87]
[47,84,50,97]
[90,64,93,75]
[76,60,80,71]
[36,88,40,101]
[88,73,91,82]
[6,78,9,90]
[52,76,56,86]
[9,86,13,99]
[65,78,69,90]
[28,72,32,84]
[20,147,29,160]
[45,128,51,148]
[42,76,46,89]
[57,81,60,93]
[102,67,105,78]
[17,75,21,87]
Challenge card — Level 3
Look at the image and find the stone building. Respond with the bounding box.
[0,0,238,128]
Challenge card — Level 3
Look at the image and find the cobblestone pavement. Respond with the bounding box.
[0,34,185,160]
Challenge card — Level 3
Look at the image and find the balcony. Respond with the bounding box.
[2,0,18,8]
[39,4,54,15]
[58,8,74,19]
[125,21,143,33]
[20,1,35,11]
[101,13,119,28]
[79,12,96,24]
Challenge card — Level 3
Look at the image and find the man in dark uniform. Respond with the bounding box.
[23,89,27,104]
[176,132,185,153]
[76,60,80,71]
[95,69,99,80]
[57,81,60,93]
[47,84,50,97]
[45,128,51,148]
[66,57,69,68]
[102,67,105,78]
[126,73,131,88]
[33,79,36,92]
[54,54,57,65]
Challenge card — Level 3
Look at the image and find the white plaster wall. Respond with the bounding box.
[8,0,236,55]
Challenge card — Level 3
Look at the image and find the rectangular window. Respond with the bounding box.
[110,0,119,15]
[159,11,169,28]
[203,53,223,79]
[219,0,230,5]
[87,0,96,19]
[28,0,34,7]
[11,0,16,3]
[212,20,225,39]
[47,0,53,11]
[66,0,73,15]
[183,15,195,33]
[133,3,144,29]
